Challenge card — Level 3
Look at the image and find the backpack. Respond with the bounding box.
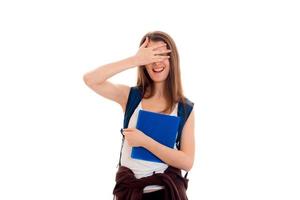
[118,86,194,175]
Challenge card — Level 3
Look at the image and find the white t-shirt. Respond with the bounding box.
[120,100,179,193]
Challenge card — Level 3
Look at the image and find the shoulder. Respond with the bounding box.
[128,86,143,99]
[130,85,142,93]
[122,85,143,112]
[178,97,194,116]
[183,97,194,108]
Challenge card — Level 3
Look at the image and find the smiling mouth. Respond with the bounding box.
[152,67,165,73]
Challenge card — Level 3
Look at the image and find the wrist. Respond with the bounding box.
[130,55,139,67]
[142,135,152,148]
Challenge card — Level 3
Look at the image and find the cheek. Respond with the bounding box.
[164,66,170,75]
[163,59,170,67]
[163,60,170,70]
[145,65,151,73]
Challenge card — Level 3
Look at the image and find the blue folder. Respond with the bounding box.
[131,109,181,163]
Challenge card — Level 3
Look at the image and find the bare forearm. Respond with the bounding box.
[83,56,137,85]
[143,137,193,171]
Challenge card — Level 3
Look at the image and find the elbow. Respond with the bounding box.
[83,73,104,86]
[83,74,89,84]
[183,164,193,172]
[83,74,92,86]
[182,157,194,172]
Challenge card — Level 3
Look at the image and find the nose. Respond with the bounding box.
[154,62,164,67]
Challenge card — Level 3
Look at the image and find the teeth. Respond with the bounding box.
[153,67,164,72]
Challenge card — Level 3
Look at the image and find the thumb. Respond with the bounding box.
[140,37,149,48]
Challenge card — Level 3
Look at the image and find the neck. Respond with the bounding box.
[153,82,166,99]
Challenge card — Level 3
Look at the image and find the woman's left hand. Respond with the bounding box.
[123,128,149,147]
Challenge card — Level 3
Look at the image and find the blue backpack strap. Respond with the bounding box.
[117,86,142,167]
[176,97,194,178]
[123,86,142,128]
[176,97,194,150]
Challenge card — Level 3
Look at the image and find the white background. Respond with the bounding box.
[0,0,299,199]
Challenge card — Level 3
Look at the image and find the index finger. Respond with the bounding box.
[149,43,167,50]
[124,128,134,131]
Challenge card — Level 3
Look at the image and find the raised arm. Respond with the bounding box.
[83,56,136,112]
[83,37,171,112]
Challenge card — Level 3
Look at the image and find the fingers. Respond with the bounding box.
[124,128,134,130]
[123,128,134,133]
[153,55,170,62]
[153,49,172,55]
[150,42,167,50]
[141,37,149,48]
[123,129,129,137]
[123,128,134,138]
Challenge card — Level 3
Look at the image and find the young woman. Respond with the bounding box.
[83,31,195,200]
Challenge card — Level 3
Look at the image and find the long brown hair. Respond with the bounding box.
[137,31,186,114]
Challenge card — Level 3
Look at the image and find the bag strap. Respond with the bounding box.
[117,86,142,167]
[176,98,194,150]
[184,171,189,179]
[123,86,142,128]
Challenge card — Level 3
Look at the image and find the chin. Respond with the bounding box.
[149,75,168,83]
[152,78,167,83]
[149,72,169,83]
